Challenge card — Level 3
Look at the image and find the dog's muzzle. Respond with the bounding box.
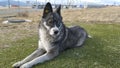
[50,24,62,36]
[54,30,59,35]
[50,27,59,36]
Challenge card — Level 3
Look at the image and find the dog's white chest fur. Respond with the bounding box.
[39,29,53,51]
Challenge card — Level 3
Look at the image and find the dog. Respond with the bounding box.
[12,2,89,68]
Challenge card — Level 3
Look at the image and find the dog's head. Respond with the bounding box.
[40,2,63,37]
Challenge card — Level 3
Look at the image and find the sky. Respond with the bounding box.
[21,0,120,5]
[0,0,120,5]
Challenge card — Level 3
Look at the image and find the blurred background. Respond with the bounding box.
[0,0,120,17]
[0,0,120,68]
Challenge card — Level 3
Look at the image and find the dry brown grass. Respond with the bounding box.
[0,6,120,48]
[62,6,120,23]
[17,11,29,17]
[0,10,42,48]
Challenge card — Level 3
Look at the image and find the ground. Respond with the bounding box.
[0,7,120,68]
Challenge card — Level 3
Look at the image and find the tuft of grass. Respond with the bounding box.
[0,35,38,68]
[0,23,120,68]
[17,11,29,17]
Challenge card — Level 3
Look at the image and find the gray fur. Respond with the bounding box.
[12,2,89,68]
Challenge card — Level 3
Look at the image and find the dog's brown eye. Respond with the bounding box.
[47,20,53,26]
[48,20,53,24]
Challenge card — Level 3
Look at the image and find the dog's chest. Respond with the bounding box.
[39,29,54,51]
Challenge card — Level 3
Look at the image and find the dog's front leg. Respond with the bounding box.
[20,49,59,68]
[12,48,45,68]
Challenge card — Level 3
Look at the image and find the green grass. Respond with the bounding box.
[0,23,120,68]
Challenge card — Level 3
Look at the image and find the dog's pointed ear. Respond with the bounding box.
[42,2,53,18]
[56,5,61,15]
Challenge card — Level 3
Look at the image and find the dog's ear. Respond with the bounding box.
[56,5,61,15]
[42,2,53,18]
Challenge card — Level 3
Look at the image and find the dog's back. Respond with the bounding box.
[59,26,88,51]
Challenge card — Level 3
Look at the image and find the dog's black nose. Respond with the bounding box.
[54,31,59,35]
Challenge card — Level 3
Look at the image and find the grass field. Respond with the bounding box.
[0,7,120,68]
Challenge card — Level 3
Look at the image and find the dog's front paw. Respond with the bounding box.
[12,61,22,68]
[20,63,31,68]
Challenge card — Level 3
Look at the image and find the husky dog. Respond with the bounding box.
[12,2,89,68]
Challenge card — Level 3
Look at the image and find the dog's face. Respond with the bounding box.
[41,3,63,37]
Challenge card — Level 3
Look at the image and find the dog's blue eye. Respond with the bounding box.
[56,22,60,27]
